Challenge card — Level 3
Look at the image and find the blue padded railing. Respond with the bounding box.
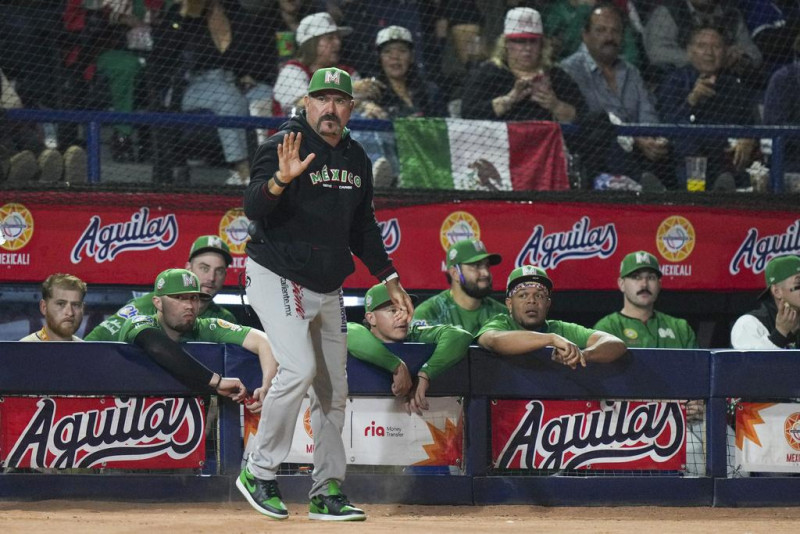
[5,109,799,191]
[2,341,800,506]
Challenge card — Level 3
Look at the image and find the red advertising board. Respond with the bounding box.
[0,396,206,470]
[1,194,797,290]
[491,400,686,471]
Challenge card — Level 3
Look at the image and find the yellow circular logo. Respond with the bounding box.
[439,211,480,252]
[656,216,695,262]
[0,203,34,251]
[784,412,800,451]
[623,328,639,340]
[219,208,250,255]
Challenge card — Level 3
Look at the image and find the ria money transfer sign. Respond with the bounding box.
[244,397,463,467]
[491,400,686,471]
[0,396,206,470]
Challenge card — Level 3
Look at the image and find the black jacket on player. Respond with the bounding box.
[244,111,395,294]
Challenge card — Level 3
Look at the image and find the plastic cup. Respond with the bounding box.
[276,31,296,59]
[686,156,707,192]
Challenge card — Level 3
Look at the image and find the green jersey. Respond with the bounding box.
[118,314,250,345]
[85,291,237,341]
[593,311,697,349]
[412,290,506,336]
[476,313,595,349]
[346,322,472,380]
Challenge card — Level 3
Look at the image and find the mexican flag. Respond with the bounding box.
[395,118,568,191]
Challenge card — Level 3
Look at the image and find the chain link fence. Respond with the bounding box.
[0,1,798,192]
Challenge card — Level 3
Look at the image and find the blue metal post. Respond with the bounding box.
[465,396,489,476]
[86,121,102,184]
[707,397,729,478]
[770,136,785,193]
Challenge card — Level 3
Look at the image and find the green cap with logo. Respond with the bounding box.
[619,251,662,278]
[506,265,552,295]
[154,268,211,300]
[446,238,502,268]
[189,235,232,266]
[760,255,800,299]
[307,67,353,98]
[364,283,417,312]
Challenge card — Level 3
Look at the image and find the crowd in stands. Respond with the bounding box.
[0,0,798,188]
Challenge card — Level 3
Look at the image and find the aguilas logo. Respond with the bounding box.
[5,397,204,469]
[495,400,684,470]
[71,207,178,263]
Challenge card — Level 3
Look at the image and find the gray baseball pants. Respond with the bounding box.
[244,258,348,498]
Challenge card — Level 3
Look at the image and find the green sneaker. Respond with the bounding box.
[308,480,366,521]
[235,467,288,520]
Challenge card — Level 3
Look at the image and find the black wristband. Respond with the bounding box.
[211,374,222,390]
[272,173,289,188]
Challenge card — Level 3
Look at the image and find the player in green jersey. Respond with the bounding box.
[348,283,472,415]
[477,265,627,367]
[118,268,277,409]
[86,235,237,341]
[593,251,702,474]
[413,238,506,335]
[593,251,697,349]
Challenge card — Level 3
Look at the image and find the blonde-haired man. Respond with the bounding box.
[21,273,87,341]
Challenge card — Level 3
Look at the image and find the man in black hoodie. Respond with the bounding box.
[731,255,800,349]
[237,67,414,522]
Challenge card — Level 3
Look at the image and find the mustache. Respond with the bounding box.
[637,290,652,296]
[318,113,340,125]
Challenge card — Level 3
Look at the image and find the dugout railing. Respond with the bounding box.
[4,108,800,193]
[2,341,800,506]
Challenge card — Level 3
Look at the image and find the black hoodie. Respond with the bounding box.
[244,112,395,293]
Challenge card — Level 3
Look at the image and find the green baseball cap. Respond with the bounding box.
[189,235,232,266]
[307,67,353,98]
[619,251,662,278]
[506,265,552,295]
[446,239,502,268]
[760,255,800,299]
[154,269,211,300]
[364,283,417,312]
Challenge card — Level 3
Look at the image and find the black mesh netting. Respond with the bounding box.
[0,1,797,194]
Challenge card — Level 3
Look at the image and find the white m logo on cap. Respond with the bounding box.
[635,252,650,264]
[182,274,194,287]
[325,70,341,85]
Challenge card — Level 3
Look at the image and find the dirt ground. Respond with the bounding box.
[2,502,800,533]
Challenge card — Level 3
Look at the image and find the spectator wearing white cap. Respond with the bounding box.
[273,11,384,116]
[356,26,443,120]
[461,7,586,123]
[350,25,446,187]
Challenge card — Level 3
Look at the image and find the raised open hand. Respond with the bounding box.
[277,132,316,184]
